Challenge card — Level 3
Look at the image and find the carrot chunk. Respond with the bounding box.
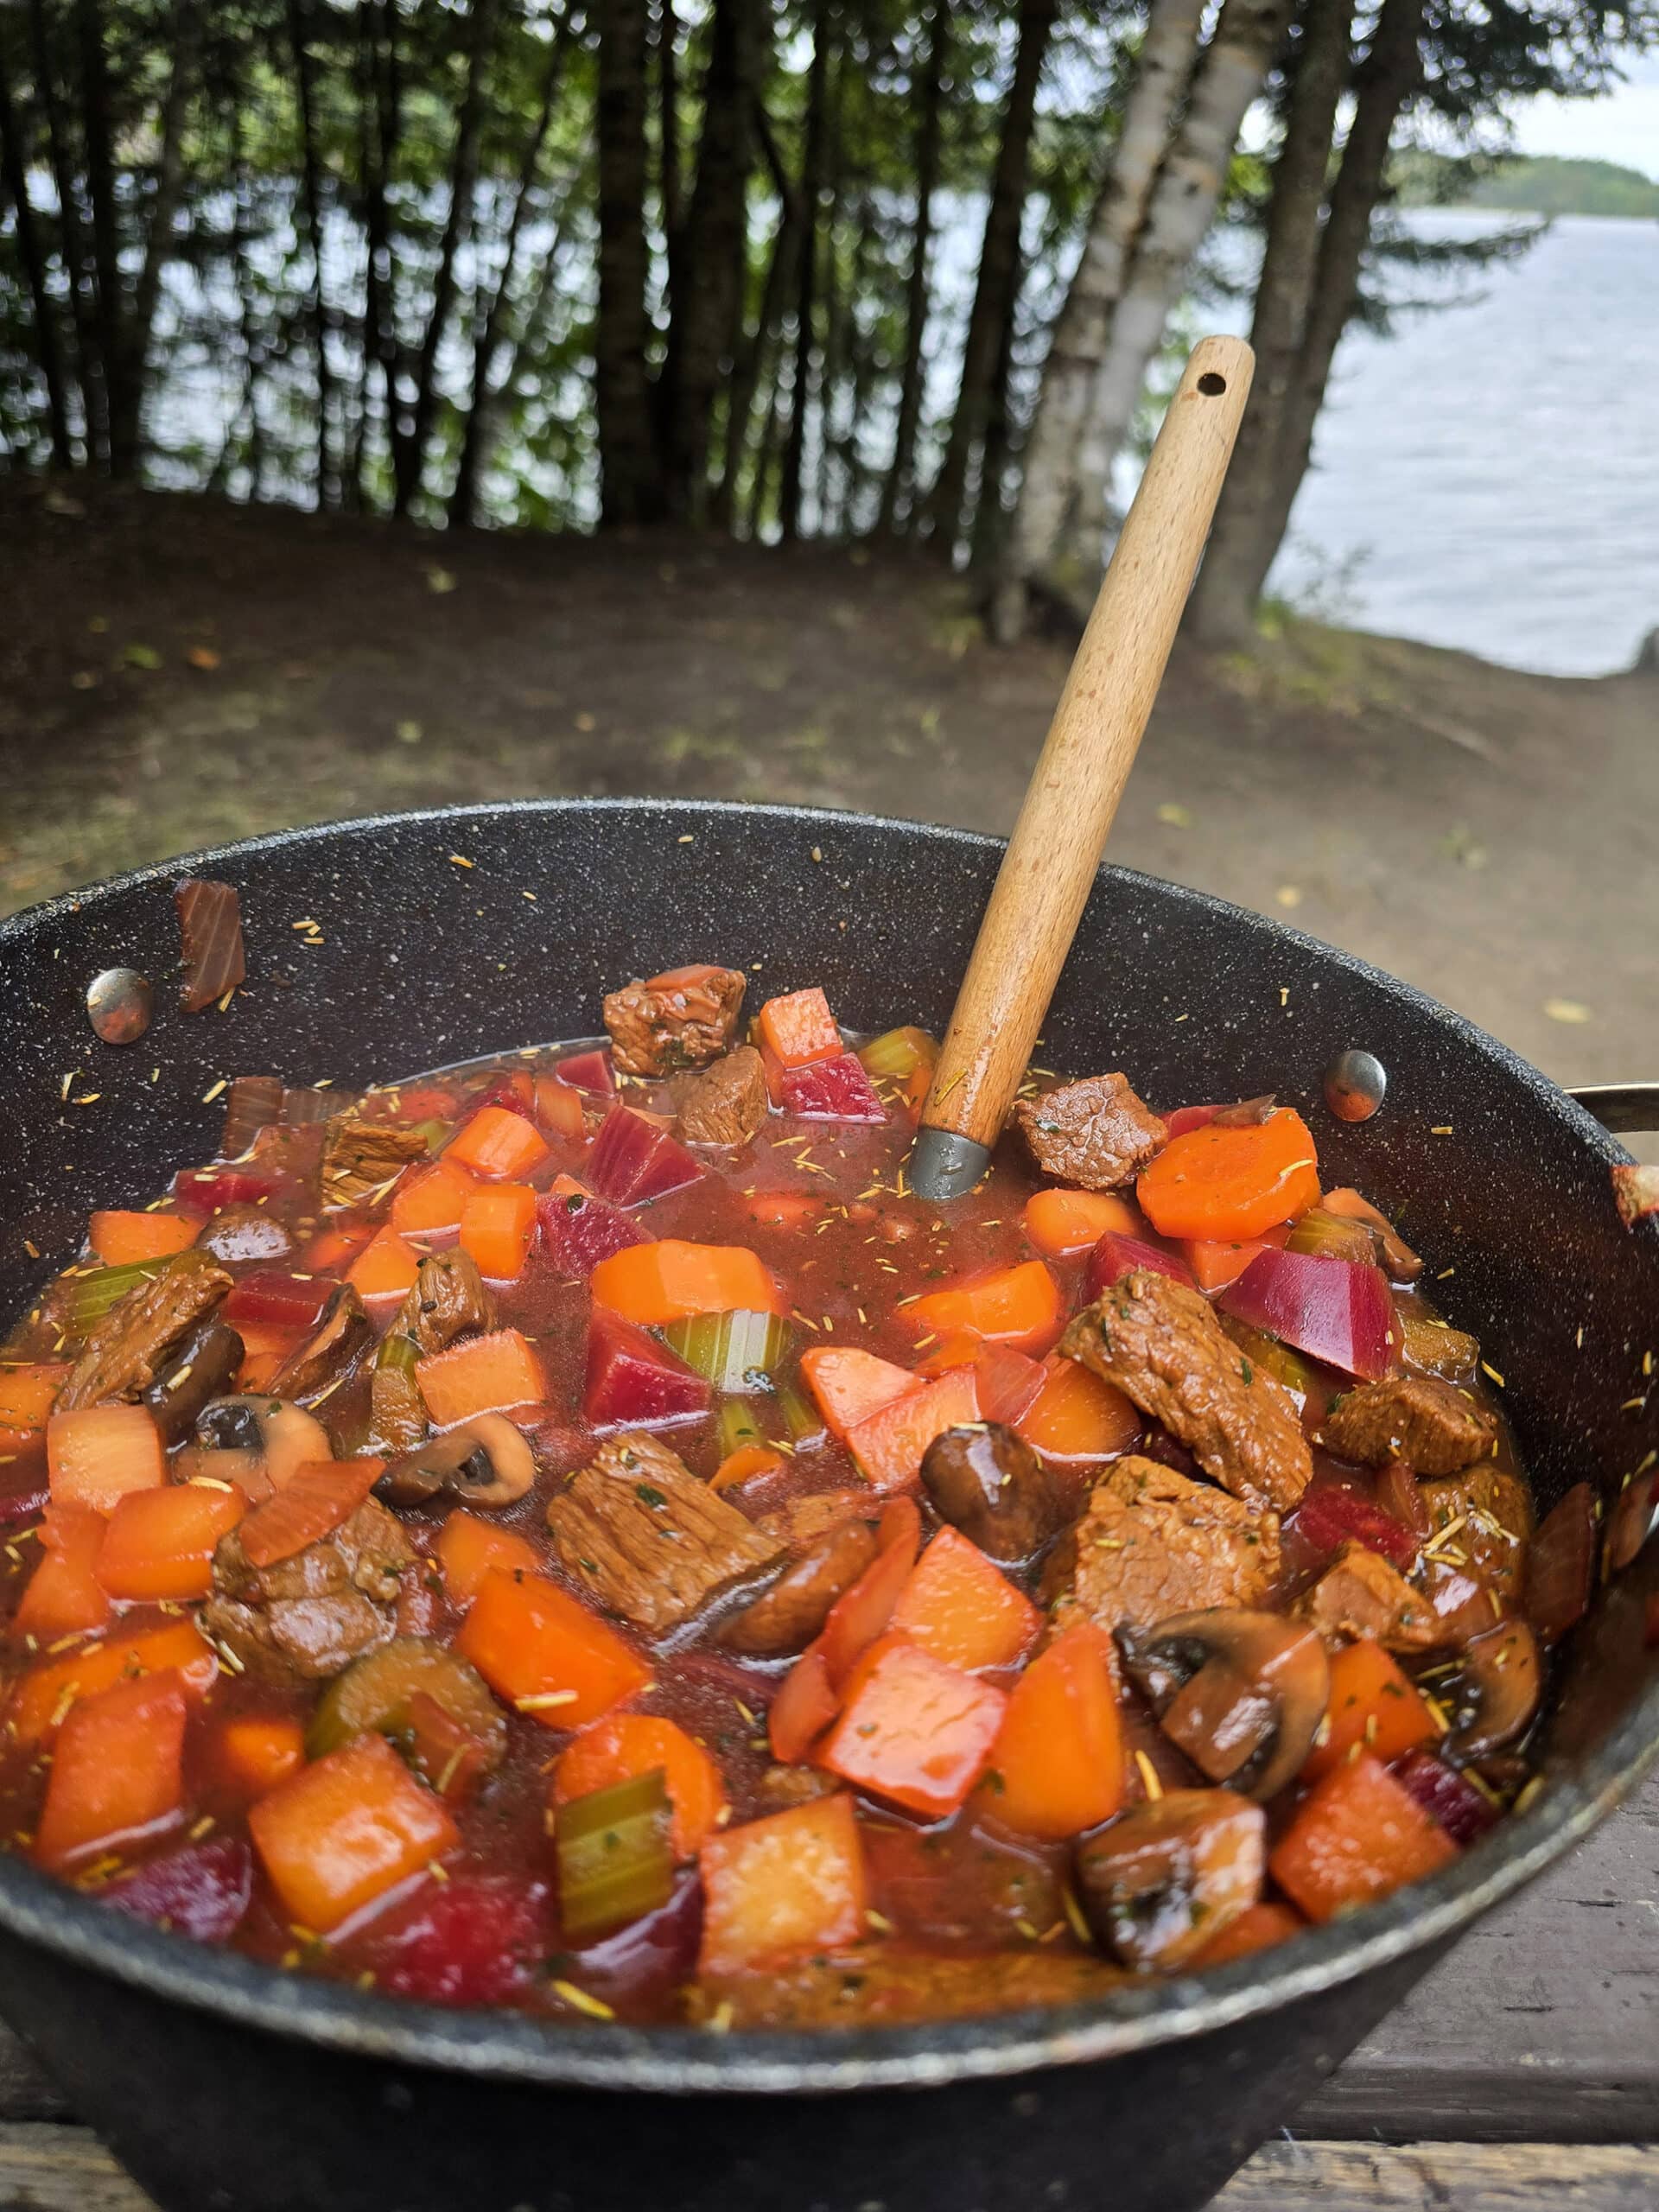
[9,1621,218,1747]
[346,1224,423,1300]
[459,1183,537,1282]
[457,1567,650,1727]
[1137,1110,1321,1243]
[47,1404,166,1514]
[984,1624,1125,1838]
[532,1071,587,1141]
[819,1638,1007,1819]
[1022,1188,1141,1257]
[553,1714,728,1859]
[1270,1751,1459,1923]
[14,1503,113,1641]
[0,1361,68,1432]
[1300,1637,1440,1780]
[698,1792,867,1974]
[845,1365,980,1491]
[887,1526,1040,1672]
[416,1328,545,1426]
[799,1345,917,1440]
[391,1158,480,1239]
[249,1732,459,1936]
[434,1509,544,1607]
[214,1713,308,1797]
[1191,1899,1305,1967]
[588,1239,781,1326]
[1183,1221,1292,1294]
[767,1643,841,1764]
[906,1260,1063,1357]
[1014,1355,1141,1461]
[818,1532,918,1688]
[87,1211,198,1268]
[95,1480,247,1602]
[755,987,842,1071]
[35,1669,188,1872]
[443,1103,551,1182]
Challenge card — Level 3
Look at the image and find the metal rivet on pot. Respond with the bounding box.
[86,967,154,1046]
[1324,1048,1386,1123]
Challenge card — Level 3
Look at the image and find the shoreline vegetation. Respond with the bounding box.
[1396,151,1659,218]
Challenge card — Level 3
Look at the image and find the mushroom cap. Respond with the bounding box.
[378,1412,537,1509]
[1441,1617,1541,1761]
[1118,1607,1330,1802]
[194,1395,332,1487]
[1074,1788,1265,1972]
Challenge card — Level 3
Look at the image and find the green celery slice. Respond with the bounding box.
[856,1026,936,1081]
[661,1308,791,1391]
[776,1381,827,1448]
[65,1257,170,1332]
[716,1398,769,1458]
[556,1768,674,1941]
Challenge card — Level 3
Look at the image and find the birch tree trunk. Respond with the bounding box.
[0,27,74,467]
[878,0,949,536]
[286,0,337,506]
[1187,0,1352,645]
[994,0,1205,627]
[118,0,196,480]
[594,0,663,524]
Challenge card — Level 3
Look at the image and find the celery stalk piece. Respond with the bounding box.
[776,1382,827,1448]
[660,1309,791,1391]
[375,1330,420,1375]
[716,1398,769,1459]
[556,1768,675,1941]
[856,1026,937,1081]
[66,1257,170,1332]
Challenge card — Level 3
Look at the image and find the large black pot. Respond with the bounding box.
[0,800,1655,2212]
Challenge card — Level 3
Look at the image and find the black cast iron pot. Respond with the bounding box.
[0,800,1655,2212]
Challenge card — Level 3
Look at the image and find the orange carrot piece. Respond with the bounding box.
[741,1189,822,1230]
[1137,1110,1321,1243]
[1015,1355,1141,1462]
[237,1459,384,1570]
[1182,1221,1292,1294]
[346,1224,423,1300]
[14,1503,113,1641]
[698,1791,867,1974]
[94,1481,247,1602]
[877,1494,923,1559]
[532,1071,588,1141]
[35,1669,188,1872]
[819,1637,1007,1819]
[1191,1899,1306,1967]
[845,1365,980,1491]
[588,1239,781,1326]
[906,1259,1062,1357]
[391,1158,481,1239]
[767,1643,841,1763]
[9,1620,218,1747]
[416,1328,545,1426]
[1270,1751,1458,1923]
[755,987,842,1070]
[1300,1637,1440,1780]
[818,1532,917,1688]
[709,1442,786,1492]
[457,1567,650,1727]
[47,1404,166,1515]
[444,1104,550,1182]
[234,1320,304,1394]
[1022,1187,1141,1257]
[459,1182,537,1282]
[249,1731,459,1935]
[0,1361,68,1431]
[433,1509,544,1606]
[553,1713,728,1859]
[214,1713,308,1797]
[303,1225,368,1272]
[86,1211,198,1268]
[984,1624,1125,1839]
[799,1344,918,1440]
[888,1526,1040,1673]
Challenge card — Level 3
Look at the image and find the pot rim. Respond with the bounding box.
[0,795,1654,2096]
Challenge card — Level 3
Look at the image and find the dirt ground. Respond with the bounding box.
[3,478,1654,1145]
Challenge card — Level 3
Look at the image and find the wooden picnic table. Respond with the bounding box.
[0,1770,1652,2210]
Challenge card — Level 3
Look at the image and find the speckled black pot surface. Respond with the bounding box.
[0,800,1655,2212]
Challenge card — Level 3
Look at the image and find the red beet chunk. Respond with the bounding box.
[556,1050,615,1097]
[1165,1104,1221,1138]
[588,1109,702,1206]
[471,1072,537,1118]
[538,1184,651,1278]
[584,1307,711,1429]
[101,1836,254,1945]
[173,1166,287,1217]
[362,1875,550,2007]
[1393,1751,1499,1847]
[1220,1248,1395,1381]
[775,1051,886,1123]
[1084,1230,1196,1301]
[1293,1482,1420,1571]
[222,1271,338,1331]
[175,878,245,1014]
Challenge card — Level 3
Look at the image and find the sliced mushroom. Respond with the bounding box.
[1605,1470,1658,1577]
[920,1421,1064,1563]
[377,1413,536,1510]
[1074,1789,1265,1973]
[195,1395,333,1491]
[194,1204,296,1265]
[267,1283,372,1407]
[1116,1609,1330,1802]
[141,1318,246,1446]
[1438,1618,1541,1761]
[718,1517,879,1657]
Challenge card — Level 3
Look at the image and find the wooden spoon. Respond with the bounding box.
[907,334,1255,1200]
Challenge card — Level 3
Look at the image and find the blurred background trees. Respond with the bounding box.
[0,0,1649,639]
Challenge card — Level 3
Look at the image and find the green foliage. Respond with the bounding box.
[1395,150,1659,216]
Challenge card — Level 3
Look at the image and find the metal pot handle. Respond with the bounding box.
[1568,1084,1659,1135]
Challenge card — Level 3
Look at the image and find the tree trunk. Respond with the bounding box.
[29,0,102,460]
[969,293,1020,576]
[0,23,74,467]
[779,0,832,542]
[405,0,497,514]
[123,0,196,478]
[594,0,663,524]
[878,0,948,536]
[286,0,337,506]
[1057,0,1298,581]
[922,0,1056,553]
[711,95,799,533]
[1187,0,1352,645]
[357,0,413,512]
[994,0,1204,626]
[74,0,126,473]
[658,0,684,325]
[815,40,847,532]
[1236,0,1427,614]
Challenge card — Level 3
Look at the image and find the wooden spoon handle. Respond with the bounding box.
[919,334,1255,1156]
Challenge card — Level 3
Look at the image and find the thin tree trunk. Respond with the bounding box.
[74,0,126,474]
[922,0,1056,552]
[405,0,497,514]
[969,286,1020,575]
[658,0,684,326]
[29,0,102,459]
[712,99,798,532]
[1239,0,1426,610]
[594,0,662,523]
[878,0,948,536]
[994,0,1204,626]
[223,57,266,499]
[779,0,832,542]
[816,41,847,532]
[358,0,413,511]
[0,26,74,466]
[1187,0,1352,645]
[286,0,337,506]
[123,1,196,477]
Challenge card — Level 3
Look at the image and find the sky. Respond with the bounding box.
[1507,50,1659,175]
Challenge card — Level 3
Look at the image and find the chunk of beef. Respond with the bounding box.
[1061,1272,1313,1511]
[549,1432,786,1633]
[1398,1313,1480,1382]
[194,1203,295,1264]
[672,1047,769,1147]
[1014,1072,1167,1192]
[268,1283,372,1408]
[391,1249,497,1357]
[1297,1541,1440,1650]
[320,1113,429,1211]
[751,1489,871,1550]
[1419,1465,1532,1607]
[58,1249,233,1409]
[203,1497,413,1679]
[603,964,747,1078]
[685,1947,1127,2031]
[719,1517,879,1656]
[921,1422,1066,1562]
[1041,1456,1280,1641]
[1322,1375,1497,1477]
